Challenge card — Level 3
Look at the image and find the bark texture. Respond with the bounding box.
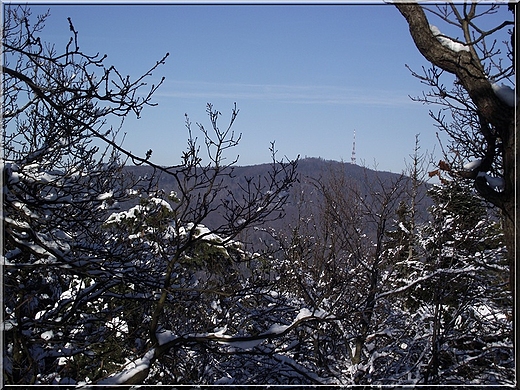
[395,2,515,286]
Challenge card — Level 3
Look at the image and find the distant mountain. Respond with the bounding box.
[122,157,431,240]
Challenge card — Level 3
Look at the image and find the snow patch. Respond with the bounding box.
[295,307,331,320]
[491,83,516,107]
[105,204,144,224]
[477,171,505,191]
[212,326,228,337]
[463,159,482,171]
[156,329,178,346]
[430,24,469,52]
[98,349,154,385]
[150,197,173,212]
[265,323,289,335]
[398,222,410,235]
[41,330,54,341]
[2,319,17,331]
[97,191,113,200]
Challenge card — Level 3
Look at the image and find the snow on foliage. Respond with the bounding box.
[5,171,513,385]
[104,204,146,225]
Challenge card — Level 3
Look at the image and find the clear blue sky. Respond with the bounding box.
[21,3,512,173]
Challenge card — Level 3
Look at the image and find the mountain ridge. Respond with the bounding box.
[122,157,431,240]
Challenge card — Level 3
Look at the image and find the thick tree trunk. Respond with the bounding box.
[395,0,515,301]
[395,4,513,128]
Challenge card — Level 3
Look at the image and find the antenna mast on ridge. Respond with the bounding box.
[351,129,357,165]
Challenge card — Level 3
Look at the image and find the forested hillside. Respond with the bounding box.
[123,157,432,243]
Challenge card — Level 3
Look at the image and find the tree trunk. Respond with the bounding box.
[395,0,516,298]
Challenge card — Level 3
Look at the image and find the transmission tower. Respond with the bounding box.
[351,129,356,165]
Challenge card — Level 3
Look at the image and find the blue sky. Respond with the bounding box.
[20,3,513,173]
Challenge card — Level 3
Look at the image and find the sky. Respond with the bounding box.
[11,2,513,174]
